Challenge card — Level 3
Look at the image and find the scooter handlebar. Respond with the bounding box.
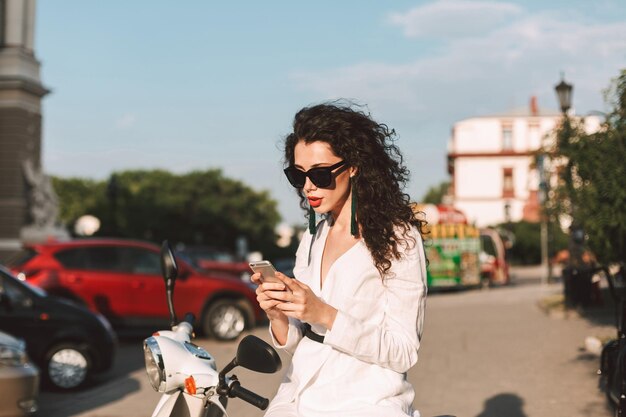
[171,313,195,336]
[182,313,195,326]
[228,380,269,410]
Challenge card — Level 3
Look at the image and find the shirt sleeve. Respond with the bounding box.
[267,228,313,355]
[323,228,428,373]
[269,317,304,356]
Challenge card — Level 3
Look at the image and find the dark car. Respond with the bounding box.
[273,258,295,278]
[0,266,116,391]
[6,238,264,341]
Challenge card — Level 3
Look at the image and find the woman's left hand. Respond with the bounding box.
[266,272,337,330]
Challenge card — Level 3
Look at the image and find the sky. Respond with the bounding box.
[36,0,626,227]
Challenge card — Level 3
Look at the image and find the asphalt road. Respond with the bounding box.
[37,266,615,417]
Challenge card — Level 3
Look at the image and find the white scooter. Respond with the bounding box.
[143,241,282,417]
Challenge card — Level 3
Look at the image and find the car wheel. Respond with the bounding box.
[203,300,247,341]
[44,343,91,390]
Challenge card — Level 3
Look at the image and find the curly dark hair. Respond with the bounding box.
[283,102,427,278]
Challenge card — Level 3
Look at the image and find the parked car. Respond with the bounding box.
[479,228,510,286]
[0,266,116,391]
[273,257,296,278]
[175,244,251,280]
[6,238,264,341]
[0,330,39,416]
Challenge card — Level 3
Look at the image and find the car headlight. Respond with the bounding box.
[0,342,28,367]
[143,337,165,391]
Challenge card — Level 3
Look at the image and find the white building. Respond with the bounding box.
[447,97,601,227]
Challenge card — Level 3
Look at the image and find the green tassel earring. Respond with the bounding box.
[350,176,358,237]
[309,205,317,235]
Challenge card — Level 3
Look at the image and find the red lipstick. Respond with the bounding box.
[308,197,322,208]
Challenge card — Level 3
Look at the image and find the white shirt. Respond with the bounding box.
[265,219,428,417]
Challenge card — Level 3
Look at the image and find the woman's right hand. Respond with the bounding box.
[251,272,288,322]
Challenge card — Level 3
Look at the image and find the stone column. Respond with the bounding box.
[0,0,51,260]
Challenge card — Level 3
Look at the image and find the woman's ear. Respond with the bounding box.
[349,166,358,177]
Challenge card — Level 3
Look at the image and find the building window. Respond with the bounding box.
[502,124,513,151]
[504,201,512,223]
[528,121,540,150]
[503,168,514,198]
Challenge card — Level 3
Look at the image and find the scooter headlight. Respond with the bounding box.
[143,337,165,391]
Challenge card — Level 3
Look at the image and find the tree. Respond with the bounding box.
[52,169,282,256]
[422,181,450,204]
[495,221,568,265]
[550,69,626,265]
[50,177,107,229]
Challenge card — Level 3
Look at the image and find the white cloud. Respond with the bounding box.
[114,113,137,129]
[291,14,626,124]
[387,0,522,39]
[290,9,626,205]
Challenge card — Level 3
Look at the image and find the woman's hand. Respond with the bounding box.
[251,272,288,322]
[268,272,337,330]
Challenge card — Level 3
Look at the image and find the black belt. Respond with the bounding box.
[303,323,325,343]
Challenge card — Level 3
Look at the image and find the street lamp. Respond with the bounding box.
[546,74,573,286]
[536,150,551,285]
[555,75,573,114]
[537,75,574,284]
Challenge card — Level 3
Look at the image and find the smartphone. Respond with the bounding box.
[248,260,281,284]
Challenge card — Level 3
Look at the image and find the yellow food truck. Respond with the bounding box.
[413,204,482,289]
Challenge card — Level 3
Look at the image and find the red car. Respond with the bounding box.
[479,228,510,286]
[175,245,251,280]
[6,239,263,341]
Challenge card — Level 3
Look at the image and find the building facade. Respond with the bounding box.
[447,97,600,227]
[0,0,50,259]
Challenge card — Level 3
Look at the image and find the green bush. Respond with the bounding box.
[52,169,282,257]
[493,221,568,265]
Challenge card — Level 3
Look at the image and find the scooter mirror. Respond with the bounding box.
[236,335,282,374]
[160,240,178,326]
[160,240,178,285]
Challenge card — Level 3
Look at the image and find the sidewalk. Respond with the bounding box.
[409,265,615,417]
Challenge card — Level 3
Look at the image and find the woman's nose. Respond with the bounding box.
[303,176,316,192]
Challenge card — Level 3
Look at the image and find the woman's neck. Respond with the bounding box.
[329,191,353,232]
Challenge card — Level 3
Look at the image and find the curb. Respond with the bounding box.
[536,294,582,319]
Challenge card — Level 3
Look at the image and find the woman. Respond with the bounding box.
[252,102,428,417]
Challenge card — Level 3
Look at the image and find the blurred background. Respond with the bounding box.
[0,1,625,416]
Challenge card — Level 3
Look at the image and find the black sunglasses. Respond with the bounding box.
[284,160,347,188]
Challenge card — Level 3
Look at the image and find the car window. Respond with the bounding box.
[55,246,126,272]
[4,248,38,268]
[54,248,89,269]
[122,248,161,275]
[0,272,33,308]
[480,235,497,257]
[85,247,126,271]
